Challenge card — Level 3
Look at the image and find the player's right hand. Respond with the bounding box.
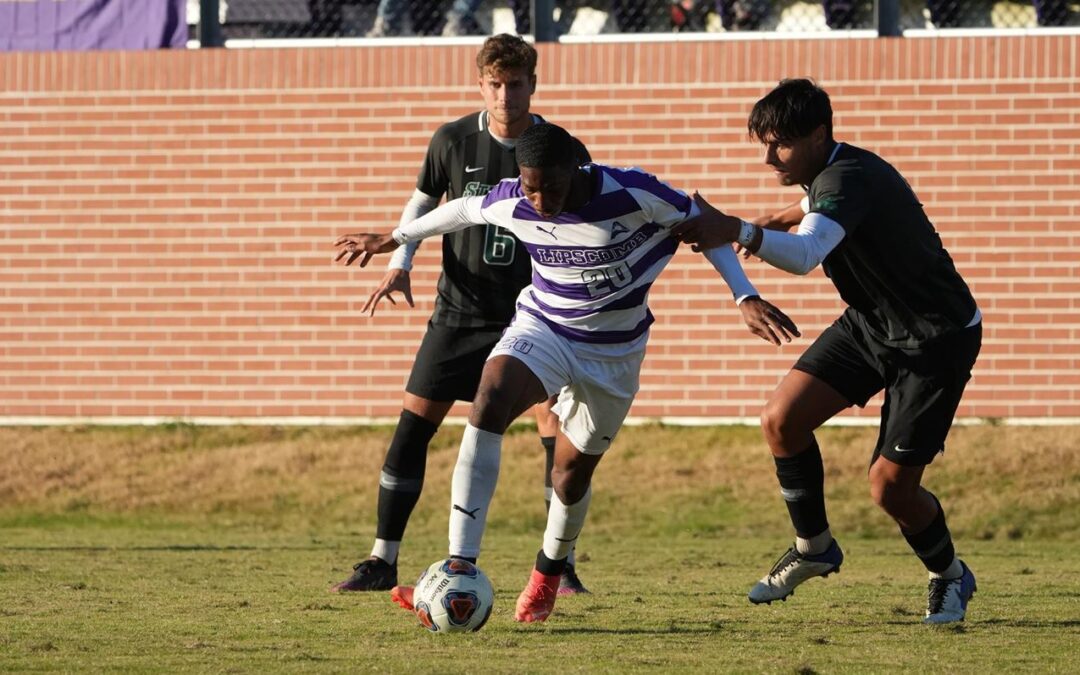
[333,232,398,268]
[361,269,414,317]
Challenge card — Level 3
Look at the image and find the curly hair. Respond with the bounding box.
[476,33,538,77]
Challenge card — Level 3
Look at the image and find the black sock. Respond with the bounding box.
[375,410,439,542]
[774,438,829,539]
[902,493,956,574]
[535,549,567,577]
[541,436,556,512]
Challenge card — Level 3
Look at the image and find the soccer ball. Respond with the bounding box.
[412,558,494,633]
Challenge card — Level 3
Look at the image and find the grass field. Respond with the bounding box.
[2,424,1078,672]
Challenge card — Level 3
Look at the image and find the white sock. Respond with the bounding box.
[929,557,964,580]
[370,539,400,564]
[542,487,592,563]
[448,424,502,559]
[796,528,833,556]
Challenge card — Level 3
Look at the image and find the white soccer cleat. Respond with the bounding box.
[924,561,976,624]
[748,540,844,604]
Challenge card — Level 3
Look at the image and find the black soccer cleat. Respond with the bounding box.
[331,557,397,592]
[557,563,591,596]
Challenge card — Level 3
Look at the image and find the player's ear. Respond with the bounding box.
[529,74,537,94]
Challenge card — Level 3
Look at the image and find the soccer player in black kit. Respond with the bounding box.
[674,79,982,624]
[332,34,592,595]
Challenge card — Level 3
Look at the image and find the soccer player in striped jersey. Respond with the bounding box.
[334,123,799,622]
[673,79,981,624]
[330,34,592,595]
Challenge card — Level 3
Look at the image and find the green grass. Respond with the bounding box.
[1,425,1078,672]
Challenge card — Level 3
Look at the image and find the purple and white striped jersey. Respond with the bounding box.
[392,163,758,357]
[478,165,688,350]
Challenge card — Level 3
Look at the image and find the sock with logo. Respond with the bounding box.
[903,493,960,577]
[775,438,830,554]
[541,487,591,565]
[540,436,576,566]
[371,410,439,562]
[448,424,502,559]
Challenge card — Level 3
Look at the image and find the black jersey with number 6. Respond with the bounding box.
[416,111,591,329]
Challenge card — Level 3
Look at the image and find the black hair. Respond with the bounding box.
[516,123,577,169]
[748,78,833,143]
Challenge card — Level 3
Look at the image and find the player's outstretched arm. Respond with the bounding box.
[670,192,745,251]
[333,232,398,268]
[698,241,800,346]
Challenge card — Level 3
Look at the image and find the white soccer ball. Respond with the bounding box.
[412,558,494,633]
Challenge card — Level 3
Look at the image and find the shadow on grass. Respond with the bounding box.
[0,544,325,552]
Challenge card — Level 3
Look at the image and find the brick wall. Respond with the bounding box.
[0,36,1077,423]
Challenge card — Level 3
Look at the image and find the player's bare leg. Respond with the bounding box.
[516,432,602,622]
[749,370,848,604]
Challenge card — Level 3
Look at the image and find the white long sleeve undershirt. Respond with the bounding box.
[391,196,485,247]
[386,189,442,271]
[756,212,847,275]
[700,244,759,305]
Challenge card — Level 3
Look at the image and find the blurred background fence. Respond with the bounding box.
[188,0,1076,43]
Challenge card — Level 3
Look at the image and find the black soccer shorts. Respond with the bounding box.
[404,321,505,402]
[792,309,982,466]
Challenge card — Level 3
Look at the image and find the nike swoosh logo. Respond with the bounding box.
[465,165,484,173]
[893,445,919,453]
[453,504,481,519]
[555,536,577,543]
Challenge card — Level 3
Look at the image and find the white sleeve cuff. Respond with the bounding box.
[387,190,440,271]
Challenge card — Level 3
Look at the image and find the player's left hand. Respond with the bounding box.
[671,192,742,251]
[333,233,398,267]
[738,297,800,346]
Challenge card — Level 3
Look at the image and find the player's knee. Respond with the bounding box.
[469,383,516,433]
[760,399,799,450]
[550,464,588,505]
[383,409,439,478]
[869,475,916,517]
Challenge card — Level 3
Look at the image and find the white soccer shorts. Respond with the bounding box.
[488,312,644,455]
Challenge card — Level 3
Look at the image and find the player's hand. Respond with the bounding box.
[361,268,414,317]
[738,297,800,346]
[333,232,399,267]
[671,192,741,252]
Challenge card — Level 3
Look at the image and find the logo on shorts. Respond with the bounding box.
[497,336,533,354]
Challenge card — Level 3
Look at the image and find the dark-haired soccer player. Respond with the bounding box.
[330,34,592,595]
[673,78,982,624]
[335,122,800,623]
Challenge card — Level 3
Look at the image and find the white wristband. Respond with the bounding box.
[737,220,756,247]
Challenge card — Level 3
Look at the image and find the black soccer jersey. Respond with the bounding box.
[807,143,977,348]
[416,111,591,329]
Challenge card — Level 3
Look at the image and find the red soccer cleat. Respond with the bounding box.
[390,585,414,611]
[514,568,561,623]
